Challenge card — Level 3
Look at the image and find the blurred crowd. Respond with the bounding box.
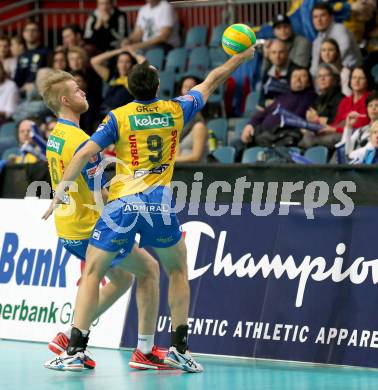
[0,0,378,166]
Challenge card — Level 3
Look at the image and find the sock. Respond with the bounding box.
[67,327,90,355]
[137,334,154,354]
[171,324,188,354]
[64,328,71,338]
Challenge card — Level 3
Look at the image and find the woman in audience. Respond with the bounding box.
[175,75,208,163]
[90,46,143,115]
[51,50,68,71]
[299,64,344,148]
[10,35,25,59]
[341,91,378,161]
[361,121,378,164]
[0,36,17,78]
[330,66,374,132]
[318,38,351,96]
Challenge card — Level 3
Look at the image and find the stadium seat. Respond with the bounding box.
[158,71,175,99]
[209,24,227,47]
[145,47,165,70]
[209,47,228,68]
[234,118,250,135]
[213,146,236,163]
[187,46,210,72]
[185,25,208,48]
[289,147,301,155]
[165,48,187,74]
[0,122,17,140]
[207,118,228,145]
[243,91,260,117]
[242,147,267,163]
[304,146,328,164]
[1,146,21,160]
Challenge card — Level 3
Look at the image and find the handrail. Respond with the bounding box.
[0,0,35,14]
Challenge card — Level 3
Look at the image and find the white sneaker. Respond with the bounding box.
[164,346,204,373]
[43,351,84,371]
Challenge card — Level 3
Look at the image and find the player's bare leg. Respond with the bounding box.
[154,237,203,372]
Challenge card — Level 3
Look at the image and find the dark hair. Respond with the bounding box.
[318,38,342,70]
[366,90,378,107]
[23,21,41,31]
[178,74,202,93]
[312,3,333,15]
[128,61,159,100]
[348,66,376,92]
[63,24,84,37]
[290,66,313,86]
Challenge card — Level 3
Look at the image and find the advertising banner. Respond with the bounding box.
[121,205,378,368]
[0,199,130,349]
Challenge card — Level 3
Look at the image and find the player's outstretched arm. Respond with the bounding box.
[42,140,102,220]
[192,45,256,103]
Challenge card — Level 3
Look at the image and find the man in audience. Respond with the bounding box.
[123,0,180,53]
[84,0,127,52]
[14,22,50,94]
[267,14,311,68]
[235,67,316,156]
[259,40,295,108]
[60,25,97,58]
[310,3,362,76]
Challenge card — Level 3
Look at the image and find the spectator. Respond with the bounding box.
[236,67,316,153]
[341,91,378,161]
[318,38,351,96]
[10,36,25,59]
[259,40,295,108]
[51,50,68,71]
[14,22,50,92]
[12,67,52,123]
[0,36,17,78]
[67,46,102,120]
[90,47,144,115]
[123,0,180,53]
[175,76,208,163]
[58,24,97,59]
[270,14,311,68]
[299,64,344,149]
[361,121,378,164]
[8,119,46,163]
[84,0,127,52]
[0,61,19,124]
[310,3,362,77]
[329,66,374,133]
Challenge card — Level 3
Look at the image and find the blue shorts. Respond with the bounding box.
[59,238,129,268]
[89,186,182,253]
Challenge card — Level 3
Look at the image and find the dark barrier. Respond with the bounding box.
[2,162,378,205]
[121,205,378,368]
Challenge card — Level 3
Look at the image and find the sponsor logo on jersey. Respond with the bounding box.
[92,230,101,240]
[47,135,65,155]
[134,164,169,178]
[129,113,174,130]
[124,202,170,214]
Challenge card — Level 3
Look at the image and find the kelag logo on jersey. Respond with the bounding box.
[46,135,65,155]
[129,113,174,130]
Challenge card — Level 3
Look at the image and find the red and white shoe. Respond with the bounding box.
[48,332,96,369]
[129,345,174,370]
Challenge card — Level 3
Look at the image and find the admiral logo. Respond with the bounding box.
[0,233,71,287]
[47,135,65,155]
[124,202,170,214]
[134,164,169,178]
[129,113,174,130]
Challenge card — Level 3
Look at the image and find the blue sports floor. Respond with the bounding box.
[1,340,378,390]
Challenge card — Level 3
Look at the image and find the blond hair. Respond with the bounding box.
[369,120,378,134]
[39,69,74,115]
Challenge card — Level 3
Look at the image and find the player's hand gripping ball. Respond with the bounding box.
[222,23,256,56]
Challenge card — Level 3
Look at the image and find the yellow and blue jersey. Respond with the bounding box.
[91,90,205,201]
[46,118,106,240]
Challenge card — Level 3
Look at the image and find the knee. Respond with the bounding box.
[137,258,160,283]
[107,268,134,288]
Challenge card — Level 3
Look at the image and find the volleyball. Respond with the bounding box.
[222,24,256,56]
